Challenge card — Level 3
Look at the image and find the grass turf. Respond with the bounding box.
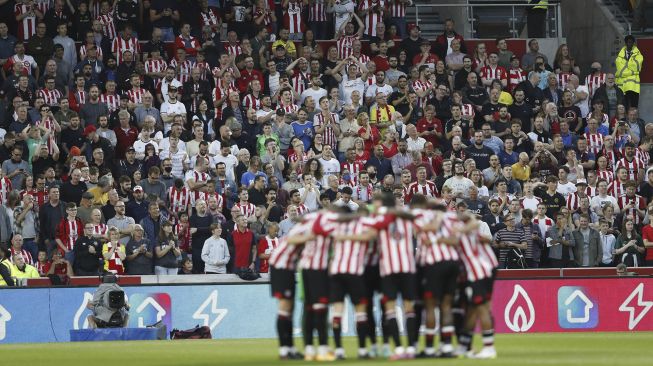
[0,332,651,365]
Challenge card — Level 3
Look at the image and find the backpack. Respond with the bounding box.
[504,248,527,269]
[236,268,261,281]
[170,325,212,340]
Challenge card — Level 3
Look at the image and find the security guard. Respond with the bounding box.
[0,246,15,286]
[615,35,643,110]
[527,0,549,38]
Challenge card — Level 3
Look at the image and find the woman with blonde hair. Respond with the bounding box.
[102,227,126,275]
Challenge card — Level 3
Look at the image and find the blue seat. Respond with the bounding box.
[70,328,160,342]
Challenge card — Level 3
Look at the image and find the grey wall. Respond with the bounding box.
[561,0,625,75]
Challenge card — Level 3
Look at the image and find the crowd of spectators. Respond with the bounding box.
[0,0,651,286]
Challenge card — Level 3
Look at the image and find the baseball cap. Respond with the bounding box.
[126,146,136,152]
[228,120,242,131]
[120,93,130,100]
[83,125,96,136]
[133,185,143,192]
[575,179,588,186]
[510,55,519,61]
[82,192,94,200]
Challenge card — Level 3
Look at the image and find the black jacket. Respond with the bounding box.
[592,84,624,112]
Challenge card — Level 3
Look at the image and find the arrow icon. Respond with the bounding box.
[564,289,594,323]
[0,303,11,341]
[193,290,228,332]
[136,297,166,328]
[619,283,653,330]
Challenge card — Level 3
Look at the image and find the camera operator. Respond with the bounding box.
[86,273,130,328]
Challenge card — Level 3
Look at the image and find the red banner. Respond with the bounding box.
[492,278,653,333]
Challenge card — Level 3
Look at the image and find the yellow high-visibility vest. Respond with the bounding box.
[0,259,12,286]
[615,45,643,94]
[533,0,549,10]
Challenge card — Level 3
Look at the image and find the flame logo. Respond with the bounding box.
[504,284,536,332]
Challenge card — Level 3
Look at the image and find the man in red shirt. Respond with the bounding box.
[416,105,444,149]
[229,215,257,273]
[55,202,84,263]
[113,109,139,159]
[237,55,265,94]
[257,223,280,274]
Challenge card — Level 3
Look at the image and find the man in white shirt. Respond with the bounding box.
[405,124,427,153]
[336,57,368,105]
[443,161,474,198]
[213,145,238,182]
[333,186,359,211]
[133,129,160,160]
[556,166,577,199]
[300,75,327,107]
[590,179,619,215]
[364,70,393,106]
[160,86,187,134]
[298,173,320,211]
[318,145,341,186]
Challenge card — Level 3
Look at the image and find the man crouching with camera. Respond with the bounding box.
[86,273,130,328]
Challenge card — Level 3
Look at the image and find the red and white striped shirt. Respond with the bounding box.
[585,72,607,98]
[100,93,119,112]
[584,132,604,156]
[298,212,334,271]
[340,161,364,179]
[236,202,256,220]
[9,247,34,265]
[600,147,619,171]
[126,88,145,105]
[636,148,650,168]
[412,79,432,108]
[145,58,168,84]
[97,12,117,40]
[242,93,261,110]
[93,223,108,237]
[271,220,313,271]
[291,70,310,96]
[389,0,409,17]
[57,218,83,252]
[167,186,190,215]
[190,191,223,210]
[79,44,103,60]
[618,194,647,224]
[70,89,87,110]
[415,210,460,266]
[374,213,417,276]
[186,170,210,187]
[336,35,358,60]
[566,193,590,211]
[283,1,305,34]
[615,157,645,181]
[557,72,572,90]
[38,88,63,107]
[405,181,438,203]
[224,43,242,57]
[597,169,614,184]
[295,203,309,216]
[14,4,37,41]
[359,0,386,36]
[508,67,527,92]
[258,235,280,273]
[308,0,327,21]
[200,8,221,29]
[35,117,57,155]
[609,179,626,198]
[458,229,498,282]
[326,217,378,275]
[169,58,195,83]
[212,84,239,120]
[313,112,339,149]
[480,65,508,83]
[112,36,140,64]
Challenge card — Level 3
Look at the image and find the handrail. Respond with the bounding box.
[409,2,562,39]
[601,0,633,35]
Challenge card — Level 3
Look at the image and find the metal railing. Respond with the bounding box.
[411,2,562,40]
[602,0,633,35]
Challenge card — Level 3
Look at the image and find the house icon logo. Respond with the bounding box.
[557,286,599,329]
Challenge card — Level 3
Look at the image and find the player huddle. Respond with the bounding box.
[269,191,499,361]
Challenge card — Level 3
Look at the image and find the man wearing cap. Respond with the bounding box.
[126,186,150,224]
[77,191,99,224]
[84,124,114,162]
[160,85,186,135]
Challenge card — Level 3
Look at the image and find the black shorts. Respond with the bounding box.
[422,261,460,300]
[302,269,330,305]
[381,273,417,301]
[329,274,368,305]
[270,267,296,300]
[364,265,381,295]
[465,276,496,306]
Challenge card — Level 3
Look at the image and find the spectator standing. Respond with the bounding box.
[615,35,643,110]
[154,221,181,275]
[73,223,102,275]
[201,223,230,274]
[125,224,154,275]
[571,214,602,267]
[190,199,213,273]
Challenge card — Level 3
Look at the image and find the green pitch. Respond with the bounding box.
[1,332,651,365]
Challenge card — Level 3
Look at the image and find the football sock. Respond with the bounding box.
[276,310,292,347]
[313,304,328,346]
[405,311,417,348]
[424,327,436,349]
[332,315,342,348]
[384,311,401,348]
[441,325,455,347]
[482,329,495,348]
[355,312,369,349]
[366,301,377,344]
[302,307,314,347]
[458,330,473,351]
